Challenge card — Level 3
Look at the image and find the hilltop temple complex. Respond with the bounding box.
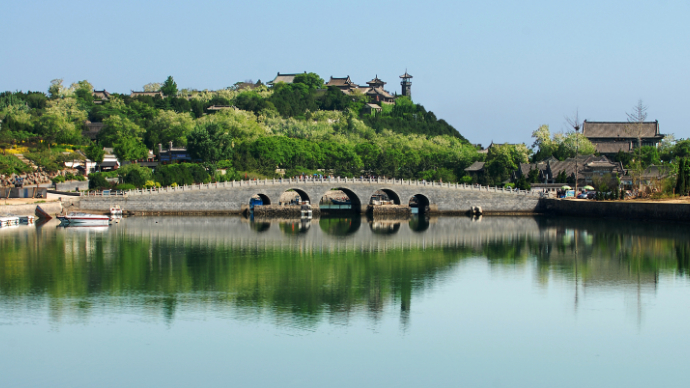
[268,71,413,105]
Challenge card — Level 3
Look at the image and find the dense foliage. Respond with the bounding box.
[2,73,487,188]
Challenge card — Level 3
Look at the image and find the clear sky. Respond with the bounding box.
[2,0,688,146]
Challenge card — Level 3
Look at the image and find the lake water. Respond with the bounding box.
[1,215,689,388]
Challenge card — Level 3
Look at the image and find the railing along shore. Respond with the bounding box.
[84,177,543,198]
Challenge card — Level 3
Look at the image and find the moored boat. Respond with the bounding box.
[110,205,123,215]
[0,215,20,227]
[35,205,53,220]
[330,198,351,205]
[300,201,313,220]
[19,215,35,224]
[57,212,111,226]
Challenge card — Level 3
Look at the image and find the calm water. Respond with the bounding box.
[1,215,690,388]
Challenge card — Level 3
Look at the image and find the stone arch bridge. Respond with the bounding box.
[79,177,544,214]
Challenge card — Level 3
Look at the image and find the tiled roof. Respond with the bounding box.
[365,87,394,99]
[594,142,633,154]
[131,91,163,98]
[640,165,671,179]
[582,121,659,138]
[325,76,356,87]
[268,72,304,85]
[366,76,386,86]
[464,161,485,172]
[547,155,623,179]
[518,162,547,176]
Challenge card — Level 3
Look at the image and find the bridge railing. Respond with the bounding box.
[86,176,542,198]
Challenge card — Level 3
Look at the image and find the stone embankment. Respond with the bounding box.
[368,205,411,218]
[544,198,690,222]
[252,205,321,218]
[0,197,80,217]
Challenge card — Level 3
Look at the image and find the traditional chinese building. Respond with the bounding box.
[267,72,306,86]
[581,120,664,156]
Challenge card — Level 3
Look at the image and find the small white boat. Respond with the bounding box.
[110,205,123,215]
[57,212,111,226]
[300,201,313,220]
[0,215,20,227]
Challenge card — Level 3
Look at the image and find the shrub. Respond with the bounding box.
[216,159,234,169]
[116,183,136,191]
[144,180,161,188]
[118,163,153,188]
[51,175,66,184]
[88,172,112,190]
[460,175,473,184]
[24,150,61,172]
[0,155,32,176]
[154,163,210,186]
[75,174,86,181]
[65,172,75,181]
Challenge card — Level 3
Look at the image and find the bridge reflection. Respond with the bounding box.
[1,216,689,328]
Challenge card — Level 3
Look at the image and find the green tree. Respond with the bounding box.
[143,82,162,92]
[97,116,144,147]
[161,76,178,97]
[113,137,148,161]
[85,142,105,164]
[117,163,153,187]
[293,72,324,89]
[676,158,687,196]
[146,110,194,149]
[187,122,233,163]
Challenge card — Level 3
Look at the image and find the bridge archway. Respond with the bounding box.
[409,194,430,214]
[369,189,401,205]
[249,193,271,210]
[319,187,362,214]
[280,188,310,205]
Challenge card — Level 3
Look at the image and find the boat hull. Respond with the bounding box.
[35,205,53,220]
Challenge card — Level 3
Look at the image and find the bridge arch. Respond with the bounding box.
[318,187,362,210]
[249,193,272,209]
[409,194,430,214]
[280,188,311,205]
[369,188,401,205]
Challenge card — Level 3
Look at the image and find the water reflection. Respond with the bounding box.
[319,216,361,236]
[369,220,401,235]
[408,215,430,232]
[1,216,689,328]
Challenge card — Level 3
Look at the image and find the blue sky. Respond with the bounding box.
[2,0,688,146]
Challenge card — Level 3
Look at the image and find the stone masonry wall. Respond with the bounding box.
[79,180,544,215]
[544,198,690,222]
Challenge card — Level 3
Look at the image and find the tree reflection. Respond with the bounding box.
[1,216,689,327]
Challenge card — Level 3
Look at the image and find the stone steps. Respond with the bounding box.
[13,154,37,170]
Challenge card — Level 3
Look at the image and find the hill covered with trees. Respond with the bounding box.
[0,73,523,188]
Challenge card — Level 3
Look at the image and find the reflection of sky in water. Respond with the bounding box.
[1,216,690,387]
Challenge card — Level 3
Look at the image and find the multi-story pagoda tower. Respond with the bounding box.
[400,70,413,99]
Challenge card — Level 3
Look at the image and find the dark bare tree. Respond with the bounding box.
[565,109,584,193]
[625,99,648,150]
